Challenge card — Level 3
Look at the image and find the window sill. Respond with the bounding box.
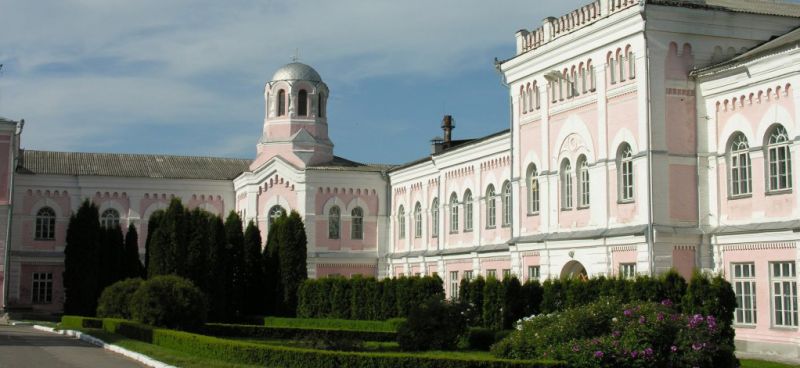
[431,235,438,238]
[449,231,459,235]
[770,326,798,331]
[485,226,496,230]
[727,193,752,200]
[577,205,590,210]
[617,199,635,204]
[766,189,793,196]
[464,229,473,233]
[34,238,55,242]
[732,324,757,329]
[501,224,511,228]
[527,212,540,217]
[560,207,573,211]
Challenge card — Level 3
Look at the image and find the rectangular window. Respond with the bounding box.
[464,270,474,281]
[620,263,636,279]
[450,271,459,299]
[502,269,511,279]
[732,263,757,325]
[771,262,798,327]
[32,272,53,304]
[528,265,540,281]
[486,269,497,279]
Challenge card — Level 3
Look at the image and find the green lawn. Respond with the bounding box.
[262,316,398,332]
[76,328,263,368]
[740,359,800,368]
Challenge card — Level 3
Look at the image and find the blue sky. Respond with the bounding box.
[1,0,591,165]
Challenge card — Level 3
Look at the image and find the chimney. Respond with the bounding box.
[431,137,444,154]
[441,115,454,149]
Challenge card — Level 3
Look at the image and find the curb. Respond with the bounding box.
[32,325,176,368]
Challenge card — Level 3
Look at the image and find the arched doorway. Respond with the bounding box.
[560,260,587,280]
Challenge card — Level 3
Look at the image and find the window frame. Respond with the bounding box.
[35,207,56,241]
[770,261,798,328]
[351,207,364,240]
[527,164,540,215]
[527,265,540,281]
[328,206,341,239]
[561,159,573,210]
[31,272,53,304]
[431,197,439,238]
[766,125,793,192]
[732,262,757,326]
[485,185,496,228]
[620,263,636,279]
[449,193,459,234]
[397,205,406,239]
[618,143,635,202]
[414,202,423,238]
[729,133,752,197]
[277,89,287,116]
[450,271,459,299]
[577,155,590,208]
[501,181,512,227]
[100,208,121,229]
[463,190,473,232]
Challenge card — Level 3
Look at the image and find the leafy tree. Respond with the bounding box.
[97,278,143,319]
[123,224,144,279]
[243,220,264,315]
[397,297,467,351]
[63,200,101,316]
[224,211,246,319]
[130,275,208,330]
[277,211,307,316]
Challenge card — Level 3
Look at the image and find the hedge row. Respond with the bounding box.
[297,275,443,320]
[457,270,736,331]
[263,316,401,332]
[202,323,397,342]
[60,316,565,368]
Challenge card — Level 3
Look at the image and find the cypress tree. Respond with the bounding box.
[262,214,283,316]
[207,214,229,321]
[482,276,504,330]
[502,277,524,329]
[277,211,307,317]
[147,199,187,278]
[224,211,246,319]
[243,220,264,315]
[98,224,125,293]
[124,224,144,279]
[63,200,101,316]
[143,210,164,277]
[185,208,211,292]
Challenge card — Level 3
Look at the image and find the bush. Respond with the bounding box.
[202,323,397,342]
[264,316,398,332]
[492,298,738,368]
[464,327,497,351]
[96,278,143,319]
[130,275,208,330]
[397,297,467,351]
[60,316,565,368]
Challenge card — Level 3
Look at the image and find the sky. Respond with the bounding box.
[0,0,587,165]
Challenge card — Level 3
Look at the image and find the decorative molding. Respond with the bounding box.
[610,245,636,252]
[520,251,541,257]
[722,242,796,251]
[716,83,792,112]
[673,245,696,251]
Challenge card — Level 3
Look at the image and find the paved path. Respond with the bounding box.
[0,325,145,368]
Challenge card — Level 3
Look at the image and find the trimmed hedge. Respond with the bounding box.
[202,323,396,342]
[297,275,443,320]
[60,316,565,368]
[263,316,398,332]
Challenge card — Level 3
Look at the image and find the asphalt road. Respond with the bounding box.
[0,325,146,368]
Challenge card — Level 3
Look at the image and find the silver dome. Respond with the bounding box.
[271,62,322,82]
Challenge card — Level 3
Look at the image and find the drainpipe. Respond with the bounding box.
[382,170,391,279]
[3,119,22,312]
[641,5,656,276]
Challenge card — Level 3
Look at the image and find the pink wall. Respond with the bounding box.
[21,190,71,251]
[521,253,541,280]
[316,264,377,278]
[668,165,698,222]
[17,263,64,312]
[480,257,512,279]
[612,249,637,276]
[672,246,695,280]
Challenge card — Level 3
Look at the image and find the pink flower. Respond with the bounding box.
[639,315,647,324]
[661,299,673,307]
[671,345,678,353]
[624,309,633,317]
[644,347,654,357]
[572,345,580,352]
[594,351,604,358]
[692,343,703,351]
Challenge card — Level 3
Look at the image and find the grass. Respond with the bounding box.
[740,359,800,368]
[75,328,263,368]
[263,316,399,332]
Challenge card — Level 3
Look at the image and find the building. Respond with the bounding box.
[1,0,799,358]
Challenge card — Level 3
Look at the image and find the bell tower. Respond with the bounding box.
[251,62,333,170]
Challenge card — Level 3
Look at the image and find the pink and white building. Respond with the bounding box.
[1,0,799,357]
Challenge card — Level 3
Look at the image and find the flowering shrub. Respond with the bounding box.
[492,298,737,368]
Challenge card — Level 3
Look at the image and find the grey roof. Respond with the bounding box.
[19,150,251,180]
[648,0,800,17]
[509,225,649,244]
[388,243,509,259]
[692,26,800,76]
[271,62,323,82]
[308,155,395,172]
[712,220,800,234]
[388,129,511,173]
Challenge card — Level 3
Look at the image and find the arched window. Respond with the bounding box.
[570,69,578,97]
[561,159,573,209]
[298,89,308,116]
[398,205,406,239]
[35,207,56,240]
[527,164,540,214]
[729,133,752,196]
[268,205,285,228]
[277,89,286,116]
[328,206,340,239]
[502,181,512,227]
[101,208,121,229]
[486,185,496,228]
[351,207,363,240]
[580,65,587,94]
[608,54,617,84]
[521,86,528,114]
[618,143,634,201]
[533,82,540,110]
[431,198,439,238]
[577,155,590,207]
[463,190,473,231]
[588,61,596,91]
[766,125,792,191]
[318,93,325,117]
[414,202,422,238]
[618,51,625,82]
[527,84,534,111]
[449,193,459,233]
